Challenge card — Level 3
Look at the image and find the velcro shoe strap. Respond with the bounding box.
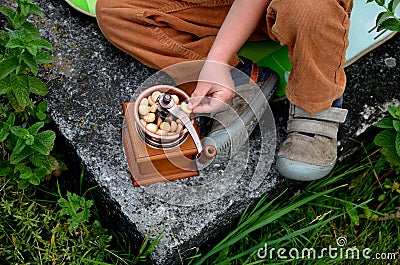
[287,119,339,138]
[290,105,348,123]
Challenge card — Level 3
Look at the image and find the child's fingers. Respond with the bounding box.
[188,81,211,110]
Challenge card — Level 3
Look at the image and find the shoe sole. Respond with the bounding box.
[276,157,335,181]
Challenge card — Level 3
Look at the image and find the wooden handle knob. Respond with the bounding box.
[197,145,217,163]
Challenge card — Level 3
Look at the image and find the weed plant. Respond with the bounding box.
[0,0,61,189]
[0,1,153,264]
[367,0,400,32]
[0,177,110,264]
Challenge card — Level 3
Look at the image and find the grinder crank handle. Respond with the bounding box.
[168,105,217,164]
[168,104,203,154]
[158,93,203,154]
[169,105,217,164]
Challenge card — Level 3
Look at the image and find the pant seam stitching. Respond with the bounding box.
[151,26,204,61]
[335,12,349,84]
[158,0,233,13]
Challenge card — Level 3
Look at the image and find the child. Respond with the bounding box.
[96,0,353,181]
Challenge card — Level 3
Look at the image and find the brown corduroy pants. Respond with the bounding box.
[96,0,353,114]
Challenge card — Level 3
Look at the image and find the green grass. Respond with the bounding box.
[189,139,400,265]
[1,132,399,265]
[0,167,154,265]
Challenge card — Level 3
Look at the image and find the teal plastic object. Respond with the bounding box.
[65,0,97,17]
[238,41,290,98]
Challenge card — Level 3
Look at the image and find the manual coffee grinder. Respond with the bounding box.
[122,85,216,186]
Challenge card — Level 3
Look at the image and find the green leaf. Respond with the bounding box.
[13,137,27,155]
[48,155,61,171]
[35,50,53,65]
[366,0,375,3]
[19,2,31,18]
[32,130,55,155]
[376,11,394,26]
[21,21,41,38]
[374,129,396,147]
[0,114,16,141]
[6,114,15,126]
[377,18,400,31]
[10,146,34,164]
[26,45,38,57]
[8,94,27,112]
[27,3,44,18]
[28,76,48,96]
[20,170,33,180]
[37,101,48,113]
[12,15,27,30]
[378,193,386,201]
[393,120,400,132]
[28,122,44,135]
[57,192,94,232]
[0,78,13,95]
[20,53,39,76]
[8,29,23,41]
[29,174,41,185]
[375,0,386,6]
[17,165,34,180]
[18,179,31,189]
[0,57,19,79]
[10,126,29,138]
[31,38,53,50]
[0,129,10,142]
[10,74,30,109]
[381,146,400,165]
[0,7,16,25]
[34,167,48,177]
[388,0,400,10]
[36,112,47,121]
[345,202,359,225]
[0,29,9,46]
[31,141,49,155]
[0,161,13,176]
[14,163,31,174]
[5,38,25,49]
[388,105,400,119]
[29,153,52,172]
[24,134,34,145]
[396,132,400,158]
[376,117,394,129]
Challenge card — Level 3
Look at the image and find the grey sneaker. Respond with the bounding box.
[276,103,348,181]
[200,58,279,160]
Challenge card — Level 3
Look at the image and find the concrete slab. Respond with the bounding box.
[15,0,400,263]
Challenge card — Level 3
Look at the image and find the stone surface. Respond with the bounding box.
[10,0,400,263]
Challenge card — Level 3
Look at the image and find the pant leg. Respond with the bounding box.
[96,0,234,70]
[265,0,353,114]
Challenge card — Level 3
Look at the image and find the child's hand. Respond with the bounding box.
[188,61,235,113]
